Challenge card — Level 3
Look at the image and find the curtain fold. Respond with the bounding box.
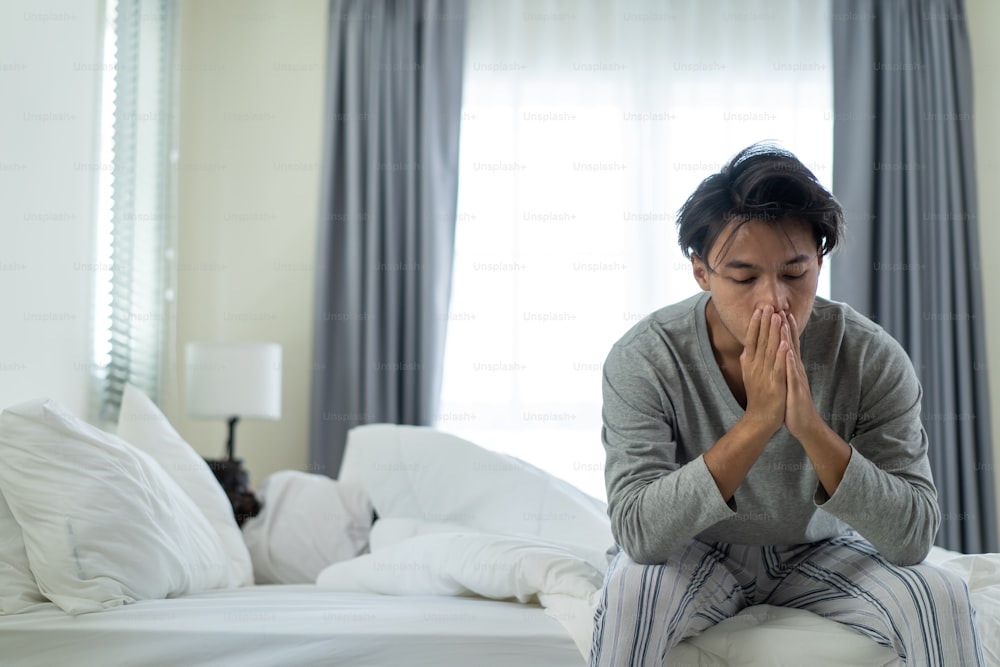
[310,0,466,477]
[831,0,996,552]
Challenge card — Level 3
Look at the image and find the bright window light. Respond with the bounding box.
[92,0,118,377]
[438,0,833,501]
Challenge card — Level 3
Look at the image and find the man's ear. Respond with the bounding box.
[692,255,711,291]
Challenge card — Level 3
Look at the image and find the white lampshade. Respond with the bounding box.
[185,342,282,420]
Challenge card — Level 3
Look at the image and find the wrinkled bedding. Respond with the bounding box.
[318,424,1000,664]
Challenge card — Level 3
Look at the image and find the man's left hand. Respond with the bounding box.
[782,312,824,440]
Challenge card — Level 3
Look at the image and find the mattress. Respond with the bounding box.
[5,566,1000,666]
[0,586,582,667]
[4,418,999,667]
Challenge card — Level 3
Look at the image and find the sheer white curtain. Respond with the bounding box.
[438,0,833,500]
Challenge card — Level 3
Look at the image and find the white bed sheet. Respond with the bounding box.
[0,586,582,667]
[4,562,999,667]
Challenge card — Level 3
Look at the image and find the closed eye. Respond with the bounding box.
[730,274,805,285]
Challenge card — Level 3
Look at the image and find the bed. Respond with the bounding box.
[1,389,999,666]
[0,589,583,667]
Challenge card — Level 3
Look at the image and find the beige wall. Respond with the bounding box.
[968,0,1000,540]
[169,0,328,483]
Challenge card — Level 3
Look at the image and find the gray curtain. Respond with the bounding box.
[831,0,996,552]
[310,0,466,477]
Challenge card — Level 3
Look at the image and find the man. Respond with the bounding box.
[590,144,983,666]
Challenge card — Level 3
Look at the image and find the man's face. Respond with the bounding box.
[692,218,822,349]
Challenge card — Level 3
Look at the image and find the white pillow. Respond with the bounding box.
[241,470,372,583]
[0,398,231,614]
[0,492,47,614]
[339,424,614,557]
[117,383,253,587]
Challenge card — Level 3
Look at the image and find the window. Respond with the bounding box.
[438,0,834,500]
[92,0,176,422]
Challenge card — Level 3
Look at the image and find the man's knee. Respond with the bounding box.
[604,549,644,581]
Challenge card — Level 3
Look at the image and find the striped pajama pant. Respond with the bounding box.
[589,532,984,666]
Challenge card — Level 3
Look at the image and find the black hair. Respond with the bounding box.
[676,142,845,267]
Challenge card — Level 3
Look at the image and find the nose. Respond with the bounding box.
[756,277,790,314]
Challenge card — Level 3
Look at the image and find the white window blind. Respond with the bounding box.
[438,0,834,500]
[92,0,176,422]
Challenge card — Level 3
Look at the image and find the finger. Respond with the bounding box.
[780,317,795,362]
[763,312,781,361]
[775,339,789,379]
[784,346,796,390]
[757,305,775,357]
[744,307,763,357]
[785,344,810,399]
[787,313,802,358]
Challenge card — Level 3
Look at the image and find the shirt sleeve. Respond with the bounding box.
[602,343,735,564]
[813,328,940,566]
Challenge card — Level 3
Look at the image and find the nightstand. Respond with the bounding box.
[205,458,261,527]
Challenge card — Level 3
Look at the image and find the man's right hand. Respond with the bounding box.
[739,305,788,437]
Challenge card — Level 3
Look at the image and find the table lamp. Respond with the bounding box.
[185,341,282,461]
[185,342,281,526]
[184,341,282,514]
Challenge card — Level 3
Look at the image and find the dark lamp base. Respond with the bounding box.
[205,458,251,494]
[204,458,260,527]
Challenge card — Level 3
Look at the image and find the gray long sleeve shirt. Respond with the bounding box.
[602,292,939,566]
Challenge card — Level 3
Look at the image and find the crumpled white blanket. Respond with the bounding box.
[317,522,1000,665]
[316,518,602,656]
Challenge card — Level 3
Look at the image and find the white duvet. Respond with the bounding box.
[317,424,1000,665]
[324,423,614,655]
[317,518,603,655]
